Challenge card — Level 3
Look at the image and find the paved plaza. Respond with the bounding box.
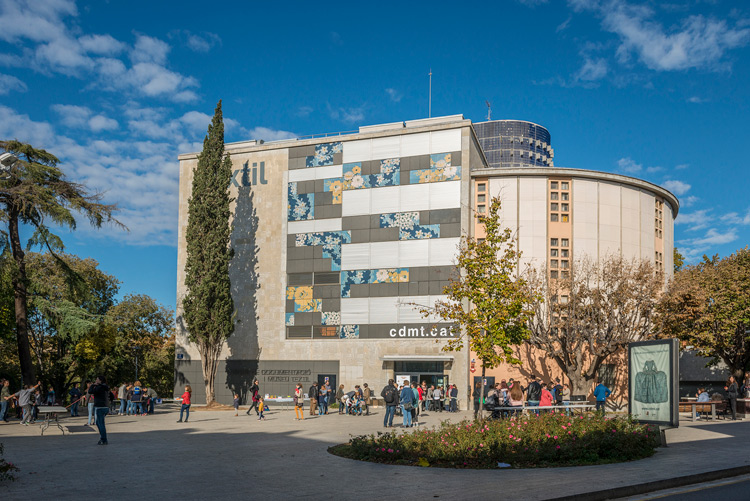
[1,406,749,500]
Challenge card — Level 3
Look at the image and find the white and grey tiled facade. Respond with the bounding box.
[175,116,478,405]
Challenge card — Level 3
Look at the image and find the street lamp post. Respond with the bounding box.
[131,346,142,381]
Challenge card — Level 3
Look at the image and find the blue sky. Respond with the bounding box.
[0,0,748,311]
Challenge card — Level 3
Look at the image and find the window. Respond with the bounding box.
[561,238,569,247]
[550,270,558,279]
[561,260,569,269]
[561,214,569,222]
[550,181,558,189]
[314,272,339,285]
[550,213,559,222]
[477,238,485,244]
[550,192,559,200]
[560,295,569,304]
[550,249,558,257]
[561,193,569,201]
[477,194,486,203]
[288,273,313,286]
[561,182,569,190]
[561,271,569,279]
[550,259,559,268]
[477,205,486,214]
[561,203,569,212]
[561,249,569,258]
[477,183,486,192]
[551,203,559,211]
[550,238,559,246]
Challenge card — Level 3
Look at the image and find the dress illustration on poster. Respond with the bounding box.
[633,360,668,403]
[630,343,672,422]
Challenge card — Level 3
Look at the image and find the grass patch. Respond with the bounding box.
[329,412,661,468]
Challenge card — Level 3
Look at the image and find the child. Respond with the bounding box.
[233,394,240,416]
[257,396,265,421]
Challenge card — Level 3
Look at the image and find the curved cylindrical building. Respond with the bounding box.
[473,120,554,168]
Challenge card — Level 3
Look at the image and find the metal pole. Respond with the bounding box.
[428,68,432,118]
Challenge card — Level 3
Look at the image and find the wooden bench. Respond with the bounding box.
[678,401,728,421]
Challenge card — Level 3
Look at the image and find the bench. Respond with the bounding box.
[678,400,728,421]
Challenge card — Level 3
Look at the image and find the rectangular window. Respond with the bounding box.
[550,213,559,222]
[551,203,559,211]
[561,260,569,269]
[561,214,569,222]
[561,271,569,278]
[551,238,559,246]
[561,238,569,247]
[561,203,569,212]
[550,181,559,189]
[477,205,486,214]
[314,272,339,285]
[477,183,486,192]
[561,249,569,258]
[288,273,313,286]
[477,194,486,203]
[561,182,569,190]
[477,238,485,244]
[287,326,312,339]
[550,270,558,279]
[550,192,559,200]
[550,249,558,257]
[561,193,569,201]
[550,259,559,268]
[560,295,569,304]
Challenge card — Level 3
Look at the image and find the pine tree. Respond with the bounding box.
[183,100,235,405]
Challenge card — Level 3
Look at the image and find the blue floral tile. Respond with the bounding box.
[410,165,461,184]
[340,268,409,297]
[295,230,351,271]
[343,163,370,190]
[380,211,440,240]
[323,178,343,204]
[372,158,400,187]
[306,142,342,167]
[288,182,314,221]
[340,325,359,339]
[321,311,341,326]
[430,153,451,169]
[294,298,321,313]
[285,313,295,326]
[400,224,440,240]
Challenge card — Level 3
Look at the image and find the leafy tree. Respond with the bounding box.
[525,256,663,396]
[0,140,122,385]
[658,248,750,379]
[414,196,535,416]
[673,247,685,273]
[182,101,235,405]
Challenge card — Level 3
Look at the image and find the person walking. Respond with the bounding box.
[725,376,739,420]
[593,379,612,414]
[381,379,399,428]
[68,383,82,417]
[88,376,111,445]
[400,383,416,428]
[308,382,318,416]
[294,383,304,420]
[177,385,192,423]
[246,379,260,416]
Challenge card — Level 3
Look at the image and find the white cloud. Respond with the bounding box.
[675,163,689,170]
[662,179,691,195]
[687,96,706,103]
[385,88,402,102]
[0,73,27,94]
[557,15,573,32]
[245,127,297,142]
[296,106,313,117]
[51,104,118,132]
[573,0,750,72]
[130,35,170,65]
[617,157,641,173]
[720,210,750,226]
[681,195,698,208]
[690,228,738,246]
[575,56,608,81]
[675,209,712,231]
[0,0,75,44]
[187,32,221,52]
[78,34,126,56]
[328,104,365,124]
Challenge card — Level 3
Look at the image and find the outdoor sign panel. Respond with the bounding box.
[396,375,411,387]
[628,338,679,428]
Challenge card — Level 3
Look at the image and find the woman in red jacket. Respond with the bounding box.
[177,385,191,423]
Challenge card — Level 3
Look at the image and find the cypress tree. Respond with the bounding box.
[183,100,235,405]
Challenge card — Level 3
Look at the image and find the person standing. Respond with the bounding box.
[10,381,41,425]
[118,382,127,415]
[525,376,542,409]
[246,379,260,416]
[336,384,345,414]
[593,379,612,414]
[88,376,111,445]
[432,385,442,413]
[294,383,304,421]
[145,387,158,415]
[177,385,191,423]
[410,383,420,426]
[725,376,739,420]
[308,382,318,416]
[562,383,571,415]
[83,381,95,425]
[362,383,371,416]
[450,384,458,413]
[400,383,416,428]
[131,380,144,416]
[381,379,398,428]
[233,394,240,416]
[0,379,10,422]
[743,372,750,398]
[68,383,82,417]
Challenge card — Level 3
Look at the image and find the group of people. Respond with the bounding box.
[290,381,374,421]
[379,380,459,428]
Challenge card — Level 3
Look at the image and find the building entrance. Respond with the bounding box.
[393,361,448,390]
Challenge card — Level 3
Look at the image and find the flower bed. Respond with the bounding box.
[0,444,19,482]
[329,413,661,468]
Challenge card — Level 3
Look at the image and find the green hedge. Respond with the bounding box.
[330,412,661,468]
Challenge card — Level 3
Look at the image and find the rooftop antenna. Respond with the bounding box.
[485,100,492,121]
[428,68,432,118]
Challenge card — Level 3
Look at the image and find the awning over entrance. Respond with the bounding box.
[380,355,454,362]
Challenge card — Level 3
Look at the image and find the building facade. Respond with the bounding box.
[175,116,483,404]
[473,120,554,169]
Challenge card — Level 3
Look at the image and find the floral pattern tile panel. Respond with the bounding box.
[410,165,461,184]
[321,311,341,326]
[340,324,359,339]
[288,182,314,221]
[295,230,352,271]
[380,212,440,240]
[294,298,322,313]
[286,285,313,300]
[342,163,371,190]
[372,158,400,188]
[306,142,342,167]
[323,178,343,204]
[285,313,295,326]
[340,268,409,297]
[430,153,451,169]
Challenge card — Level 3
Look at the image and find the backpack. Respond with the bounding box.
[383,385,397,404]
[554,385,564,404]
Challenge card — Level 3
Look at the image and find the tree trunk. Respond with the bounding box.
[9,207,35,385]
[479,365,486,420]
[200,344,219,405]
[567,372,589,400]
